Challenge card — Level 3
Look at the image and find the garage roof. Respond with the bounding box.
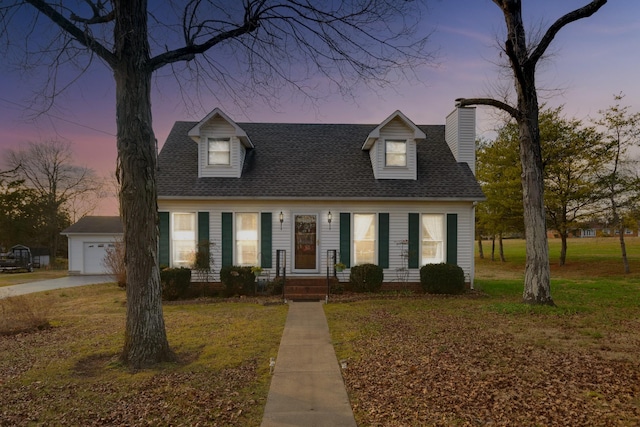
[61,216,123,235]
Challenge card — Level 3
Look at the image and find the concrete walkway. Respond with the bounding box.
[0,275,113,298]
[261,301,357,427]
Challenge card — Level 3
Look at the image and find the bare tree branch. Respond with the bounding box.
[456,97,520,119]
[24,0,116,66]
[528,0,607,68]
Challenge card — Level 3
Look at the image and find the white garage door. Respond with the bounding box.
[83,242,114,274]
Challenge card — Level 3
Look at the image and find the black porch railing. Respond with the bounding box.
[326,249,337,298]
[276,249,287,300]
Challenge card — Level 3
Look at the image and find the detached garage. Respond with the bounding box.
[61,216,123,275]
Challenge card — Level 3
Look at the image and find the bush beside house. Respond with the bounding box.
[219,266,255,297]
[420,263,465,295]
[349,263,384,293]
[161,267,192,301]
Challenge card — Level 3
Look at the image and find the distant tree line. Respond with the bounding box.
[1,140,103,260]
[477,94,640,272]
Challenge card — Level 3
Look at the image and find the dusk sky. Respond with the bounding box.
[1,1,638,216]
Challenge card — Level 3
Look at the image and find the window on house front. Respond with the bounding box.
[236,213,259,266]
[208,138,231,165]
[353,213,376,265]
[421,214,444,265]
[385,140,407,167]
[172,212,196,267]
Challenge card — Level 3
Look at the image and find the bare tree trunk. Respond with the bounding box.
[456,0,606,305]
[559,231,568,266]
[478,237,484,259]
[518,99,553,305]
[498,233,506,262]
[491,235,496,261]
[114,0,173,368]
[618,227,630,274]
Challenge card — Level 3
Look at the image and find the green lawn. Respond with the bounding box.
[0,285,288,426]
[2,238,639,426]
[326,237,640,426]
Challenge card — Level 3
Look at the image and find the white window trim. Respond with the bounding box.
[421,213,445,266]
[171,212,196,268]
[208,137,231,166]
[353,213,377,266]
[384,139,407,168]
[235,212,260,267]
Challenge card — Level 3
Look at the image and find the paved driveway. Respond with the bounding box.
[0,275,114,299]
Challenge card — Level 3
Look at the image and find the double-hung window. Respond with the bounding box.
[172,212,196,267]
[421,214,444,265]
[353,213,376,265]
[385,140,407,167]
[208,138,231,165]
[236,213,259,266]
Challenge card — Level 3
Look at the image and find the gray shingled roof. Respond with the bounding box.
[61,216,123,234]
[157,121,484,200]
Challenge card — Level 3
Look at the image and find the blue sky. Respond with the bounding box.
[1,0,638,215]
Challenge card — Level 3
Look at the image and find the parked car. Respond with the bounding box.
[0,245,34,273]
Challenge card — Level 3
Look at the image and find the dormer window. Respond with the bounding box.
[208,138,231,165]
[385,140,407,167]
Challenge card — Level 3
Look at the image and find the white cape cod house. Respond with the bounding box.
[157,106,484,290]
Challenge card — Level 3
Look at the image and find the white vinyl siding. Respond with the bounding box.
[158,200,476,286]
[446,107,476,175]
[198,115,245,178]
[369,117,417,180]
[172,212,196,267]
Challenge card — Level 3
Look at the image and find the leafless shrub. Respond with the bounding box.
[103,241,126,288]
[0,294,51,335]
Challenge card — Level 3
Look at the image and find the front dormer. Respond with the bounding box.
[362,110,426,180]
[188,108,254,178]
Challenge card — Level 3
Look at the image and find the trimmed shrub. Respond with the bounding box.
[161,267,192,301]
[220,266,255,296]
[420,263,465,295]
[349,263,384,293]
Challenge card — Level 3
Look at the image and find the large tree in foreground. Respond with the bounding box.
[1,1,431,368]
[456,0,607,305]
[479,107,607,267]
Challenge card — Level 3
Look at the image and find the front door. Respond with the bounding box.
[294,214,317,271]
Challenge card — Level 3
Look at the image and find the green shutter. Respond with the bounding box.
[446,213,458,265]
[221,212,233,267]
[378,213,389,268]
[159,211,170,267]
[198,212,209,243]
[408,213,419,269]
[339,213,351,268]
[197,212,210,267]
[261,212,272,268]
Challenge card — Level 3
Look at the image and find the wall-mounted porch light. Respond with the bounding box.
[328,211,332,230]
[279,211,284,230]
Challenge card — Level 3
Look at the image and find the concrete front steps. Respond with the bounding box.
[284,277,331,301]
